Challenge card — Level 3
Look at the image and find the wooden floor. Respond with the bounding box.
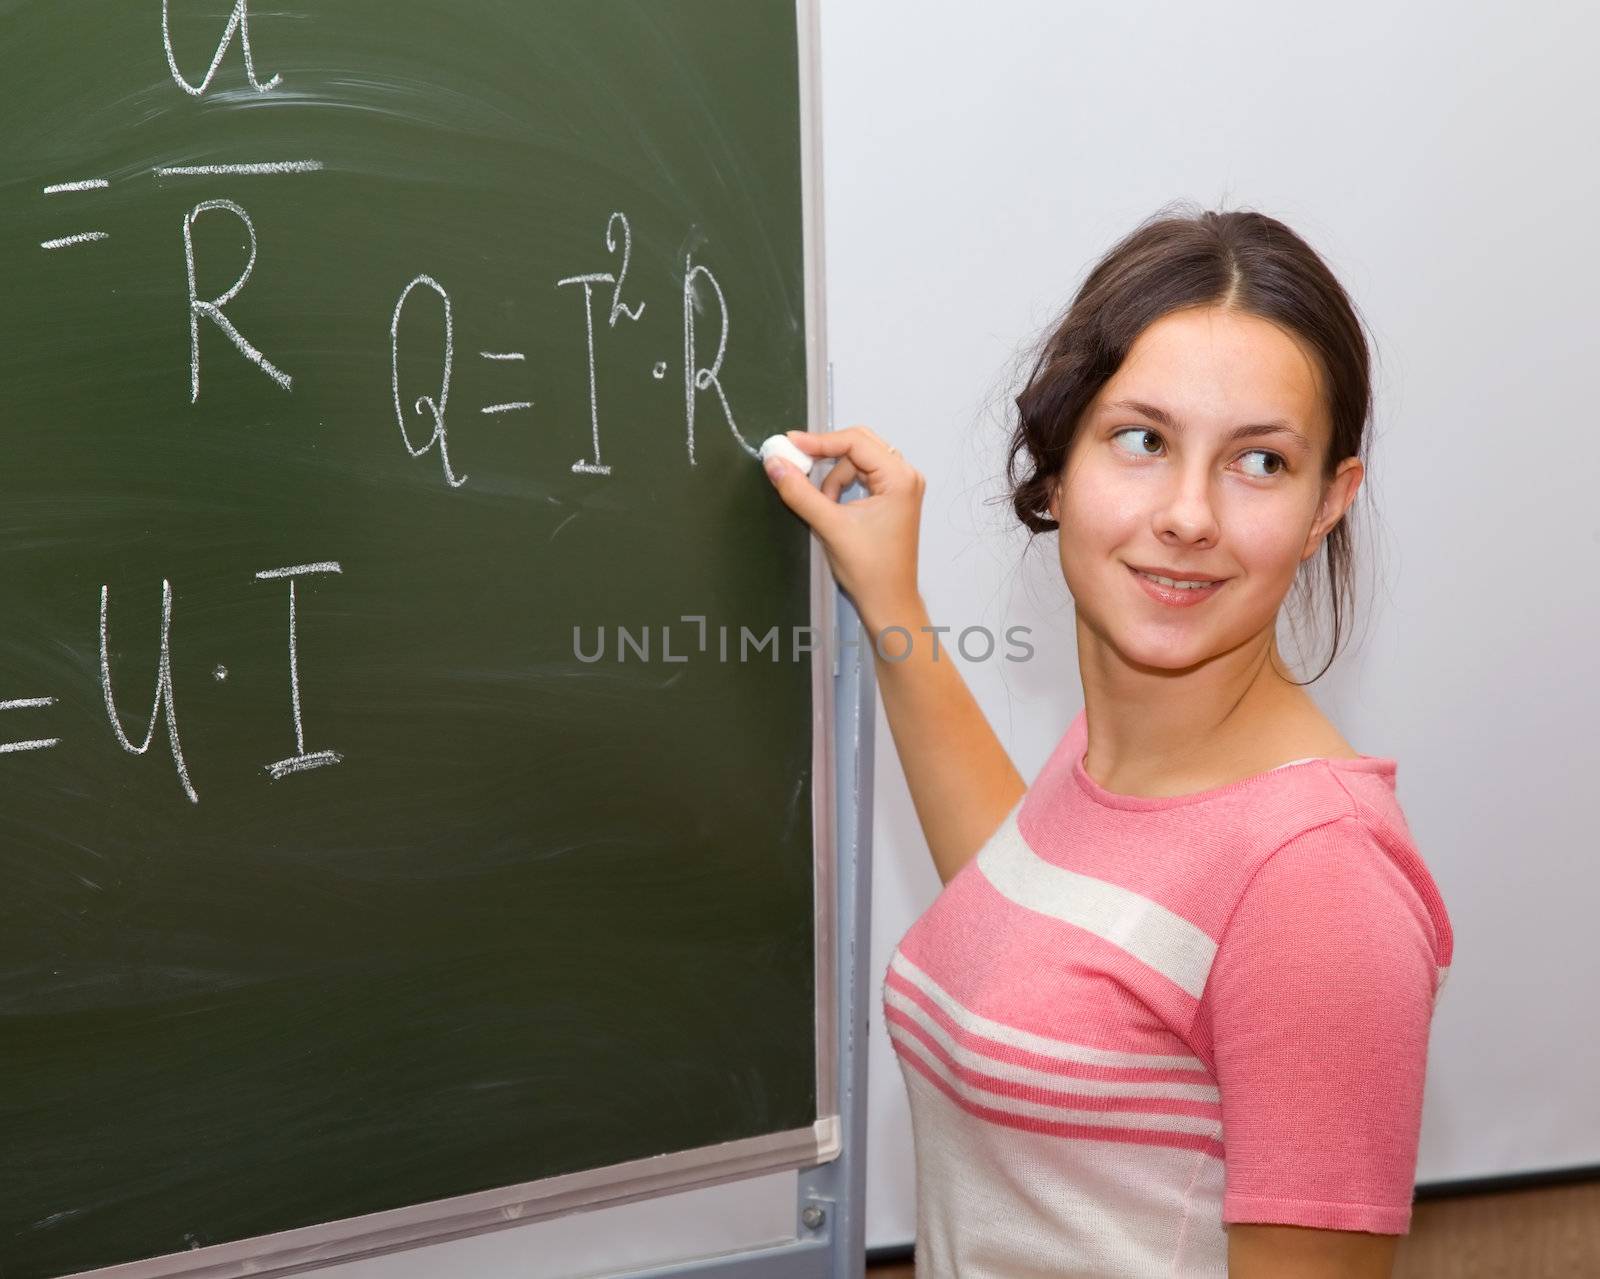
[865,1178,1600,1278]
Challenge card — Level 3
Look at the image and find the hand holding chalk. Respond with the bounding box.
[761,426,924,630]
[759,434,814,477]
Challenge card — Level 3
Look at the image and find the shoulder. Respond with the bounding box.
[1256,773,1453,983]
[1202,811,1450,1026]
[1208,751,1449,959]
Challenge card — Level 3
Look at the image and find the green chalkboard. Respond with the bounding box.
[0,2,821,1275]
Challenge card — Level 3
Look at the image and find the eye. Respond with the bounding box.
[1110,427,1163,457]
[1238,449,1287,478]
[1110,428,1287,478]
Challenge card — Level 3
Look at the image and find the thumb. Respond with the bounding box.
[764,455,837,532]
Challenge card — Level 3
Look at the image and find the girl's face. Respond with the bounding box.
[1047,305,1362,675]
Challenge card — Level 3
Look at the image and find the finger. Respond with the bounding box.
[785,426,884,457]
[785,427,902,478]
[764,453,840,531]
[820,456,859,501]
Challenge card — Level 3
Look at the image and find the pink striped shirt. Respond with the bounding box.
[883,708,1454,1277]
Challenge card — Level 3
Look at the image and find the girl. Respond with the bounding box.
[764,206,1454,1278]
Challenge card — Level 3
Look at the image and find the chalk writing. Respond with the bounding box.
[41,232,110,251]
[99,578,198,803]
[162,0,281,97]
[156,161,323,178]
[41,176,111,253]
[478,353,533,415]
[390,274,468,487]
[255,562,343,780]
[184,198,293,400]
[604,211,646,327]
[0,696,60,754]
[683,254,754,466]
[0,4,802,822]
[555,272,615,475]
[555,211,649,476]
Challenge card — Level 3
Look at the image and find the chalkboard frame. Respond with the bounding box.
[61,2,849,1276]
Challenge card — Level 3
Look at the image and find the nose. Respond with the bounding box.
[1152,468,1220,547]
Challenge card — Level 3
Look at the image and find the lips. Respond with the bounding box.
[1124,563,1229,585]
[1126,563,1226,607]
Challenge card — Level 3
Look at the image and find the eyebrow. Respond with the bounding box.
[1102,399,1315,455]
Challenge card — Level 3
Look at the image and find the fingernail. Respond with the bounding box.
[765,457,787,480]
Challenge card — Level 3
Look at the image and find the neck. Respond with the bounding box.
[1075,614,1311,794]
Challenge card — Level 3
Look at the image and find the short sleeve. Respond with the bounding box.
[1196,815,1442,1235]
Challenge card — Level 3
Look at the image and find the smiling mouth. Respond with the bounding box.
[1126,565,1228,589]
[1125,563,1228,604]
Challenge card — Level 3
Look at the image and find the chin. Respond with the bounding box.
[1116,633,1219,674]
[1075,602,1215,671]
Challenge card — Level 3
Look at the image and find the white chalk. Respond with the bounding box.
[760,434,813,477]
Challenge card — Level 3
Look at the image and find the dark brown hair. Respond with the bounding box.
[1005,200,1376,686]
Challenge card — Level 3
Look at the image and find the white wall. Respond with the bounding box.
[815,0,1600,1251]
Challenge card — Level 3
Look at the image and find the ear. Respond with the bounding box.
[1305,457,1363,558]
[1045,474,1061,523]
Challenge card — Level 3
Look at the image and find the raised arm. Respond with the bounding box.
[765,427,1026,885]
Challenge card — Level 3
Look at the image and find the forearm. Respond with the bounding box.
[858,594,1027,886]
